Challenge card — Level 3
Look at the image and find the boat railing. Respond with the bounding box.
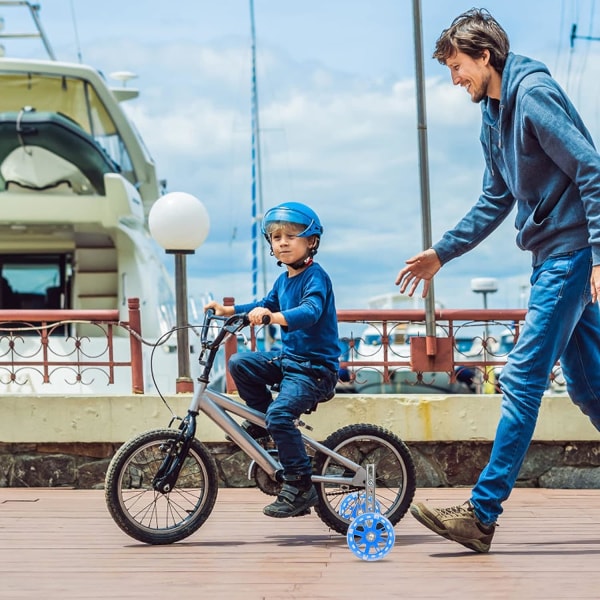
[0,297,144,393]
[224,306,563,395]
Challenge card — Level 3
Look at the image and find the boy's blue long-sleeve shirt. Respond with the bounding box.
[234,262,340,371]
[433,52,600,268]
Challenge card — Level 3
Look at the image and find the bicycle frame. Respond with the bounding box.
[186,381,368,488]
[167,310,368,490]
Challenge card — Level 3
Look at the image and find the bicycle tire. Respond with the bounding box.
[312,423,416,535]
[105,428,219,544]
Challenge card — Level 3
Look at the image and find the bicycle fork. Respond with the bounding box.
[153,412,198,493]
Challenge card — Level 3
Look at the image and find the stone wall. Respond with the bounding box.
[2,439,599,489]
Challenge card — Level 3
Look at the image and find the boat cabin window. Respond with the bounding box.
[0,254,72,310]
[0,72,136,187]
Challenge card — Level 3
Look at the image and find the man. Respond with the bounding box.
[396,8,600,553]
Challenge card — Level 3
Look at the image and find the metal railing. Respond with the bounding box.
[0,302,561,397]
[0,297,144,393]
[225,308,564,395]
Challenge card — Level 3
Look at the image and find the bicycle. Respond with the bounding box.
[104,310,416,553]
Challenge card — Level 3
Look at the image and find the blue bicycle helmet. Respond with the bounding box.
[261,202,323,241]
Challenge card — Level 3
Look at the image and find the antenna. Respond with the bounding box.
[69,0,83,62]
[570,23,600,48]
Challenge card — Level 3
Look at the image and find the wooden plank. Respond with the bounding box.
[1,488,600,599]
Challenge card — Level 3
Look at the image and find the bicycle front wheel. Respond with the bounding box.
[313,423,416,535]
[105,428,219,544]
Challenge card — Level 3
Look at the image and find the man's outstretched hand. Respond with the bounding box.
[395,249,442,298]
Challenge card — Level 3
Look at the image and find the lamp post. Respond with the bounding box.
[471,277,498,310]
[149,192,210,393]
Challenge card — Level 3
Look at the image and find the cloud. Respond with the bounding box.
[119,39,535,311]
[47,0,589,314]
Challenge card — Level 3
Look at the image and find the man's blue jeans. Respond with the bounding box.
[228,351,338,477]
[471,247,600,525]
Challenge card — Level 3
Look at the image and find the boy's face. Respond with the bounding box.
[268,223,316,268]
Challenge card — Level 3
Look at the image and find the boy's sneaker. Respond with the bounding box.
[241,420,269,440]
[263,478,317,518]
[410,501,496,553]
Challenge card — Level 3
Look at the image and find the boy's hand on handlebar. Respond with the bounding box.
[203,301,234,317]
[247,307,273,325]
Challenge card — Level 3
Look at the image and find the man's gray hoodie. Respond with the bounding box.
[433,52,600,267]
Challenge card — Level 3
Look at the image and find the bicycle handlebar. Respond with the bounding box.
[200,310,270,351]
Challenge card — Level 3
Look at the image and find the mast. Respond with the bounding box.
[249,0,268,301]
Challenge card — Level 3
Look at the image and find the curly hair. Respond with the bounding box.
[433,8,510,73]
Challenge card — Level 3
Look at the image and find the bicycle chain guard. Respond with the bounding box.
[248,449,283,496]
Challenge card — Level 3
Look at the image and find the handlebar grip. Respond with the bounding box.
[261,314,271,325]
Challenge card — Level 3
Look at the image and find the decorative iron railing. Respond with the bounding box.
[0,298,144,393]
[225,308,564,395]
[0,301,562,396]
[336,309,529,395]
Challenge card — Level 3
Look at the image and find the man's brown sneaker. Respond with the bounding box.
[410,501,496,553]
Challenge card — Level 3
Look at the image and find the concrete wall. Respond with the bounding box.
[2,392,599,443]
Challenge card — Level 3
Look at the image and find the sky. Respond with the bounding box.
[3,0,600,311]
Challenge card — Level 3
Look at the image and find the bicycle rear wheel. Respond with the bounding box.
[313,423,416,535]
[105,428,218,544]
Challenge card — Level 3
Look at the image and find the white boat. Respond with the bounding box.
[0,2,200,394]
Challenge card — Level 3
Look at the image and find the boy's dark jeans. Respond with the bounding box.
[229,350,338,476]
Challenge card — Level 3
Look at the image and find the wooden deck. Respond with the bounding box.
[2,487,600,599]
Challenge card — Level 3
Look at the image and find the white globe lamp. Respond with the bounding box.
[149,192,210,254]
[149,192,210,392]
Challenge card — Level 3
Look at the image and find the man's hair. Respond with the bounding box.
[433,8,510,73]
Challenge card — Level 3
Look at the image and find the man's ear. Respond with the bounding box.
[481,49,491,65]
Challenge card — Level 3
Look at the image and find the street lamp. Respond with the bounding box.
[149,192,210,393]
[471,277,498,309]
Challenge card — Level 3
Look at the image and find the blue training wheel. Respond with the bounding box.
[346,512,395,561]
[339,492,382,520]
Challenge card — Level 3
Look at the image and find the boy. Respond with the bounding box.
[204,201,340,518]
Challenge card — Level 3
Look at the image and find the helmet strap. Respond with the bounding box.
[278,256,313,270]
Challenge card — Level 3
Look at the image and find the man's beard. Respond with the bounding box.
[470,72,490,103]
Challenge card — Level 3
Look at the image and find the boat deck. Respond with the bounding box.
[2,486,600,599]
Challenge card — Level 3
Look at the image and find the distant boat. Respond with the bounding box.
[0,1,211,393]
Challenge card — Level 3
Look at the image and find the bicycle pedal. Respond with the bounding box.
[294,418,313,431]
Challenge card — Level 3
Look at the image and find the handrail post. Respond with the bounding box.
[127,297,144,394]
[223,296,237,393]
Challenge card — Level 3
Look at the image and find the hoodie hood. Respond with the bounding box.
[481,53,550,128]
